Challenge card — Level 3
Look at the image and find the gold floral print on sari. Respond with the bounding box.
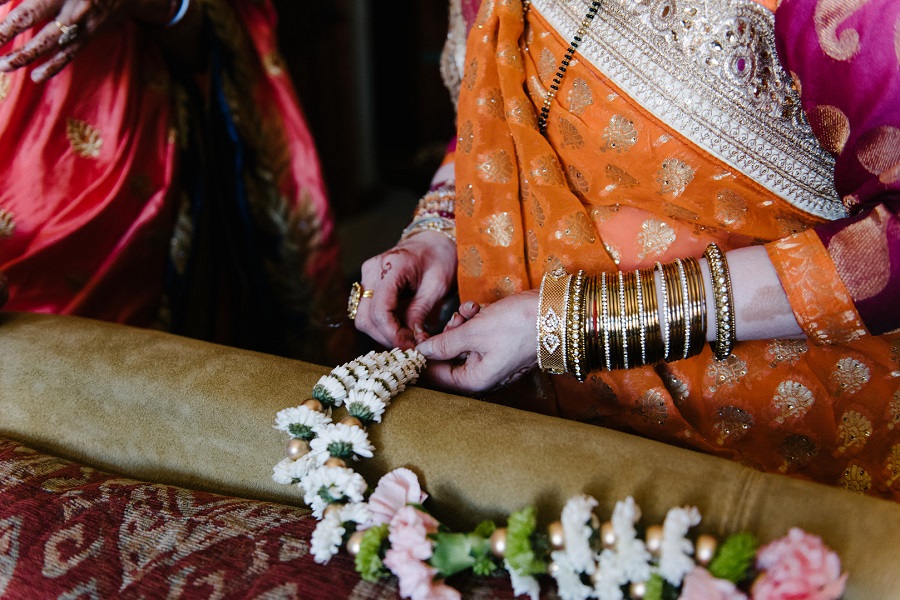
[567,77,593,115]
[566,165,590,196]
[539,47,558,81]
[707,354,748,394]
[841,464,872,493]
[830,357,870,397]
[778,435,818,473]
[601,115,637,153]
[458,120,475,153]
[806,105,850,156]
[0,208,15,239]
[765,339,808,368]
[531,155,566,186]
[508,98,537,127]
[888,391,900,430]
[558,212,596,245]
[527,229,540,263]
[605,164,639,189]
[477,88,506,120]
[837,410,873,455]
[656,158,695,197]
[636,219,676,260]
[66,118,102,159]
[460,246,484,278]
[0,72,10,101]
[813,0,867,61]
[558,117,585,149]
[482,212,515,247]
[498,42,524,71]
[635,389,669,425]
[458,183,476,217]
[886,444,900,488]
[714,405,754,445]
[477,150,514,183]
[529,194,546,227]
[714,189,749,227]
[770,380,815,426]
[856,126,900,176]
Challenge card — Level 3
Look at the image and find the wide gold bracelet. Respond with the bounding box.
[704,243,736,360]
[537,269,572,375]
[566,270,588,381]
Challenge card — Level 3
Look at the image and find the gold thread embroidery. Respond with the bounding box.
[771,380,815,425]
[635,389,669,425]
[0,72,10,102]
[0,208,16,238]
[463,58,479,91]
[546,255,565,274]
[886,389,900,430]
[830,357,871,396]
[507,98,537,128]
[558,117,585,149]
[530,194,546,227]
[482,212,515,247]
[766,339,808,368]
[605,164,639,188]
[837,410,873,455]
[558,212,596,245]
[477,150,513,183]
[827,211,891,301]
[637,219,676,260]
[856,126,900,175]
[460,246,484,278]
[458,184,476,218]
[601,115,637,153]
[778,435,818,473]
[498,42,523,71]
[477,88,506,120]
[715,189,749,227]
[530,155,565,186]
[458,120,475,154]
[493,276,516,299]
[539,47,557,82]
[662,202,699,223]
[656,158,695,196]
[527,229,539,263]
[66,118,103,159]
[814,0,867,61]
[567,78,593,115]
[807,105,850,156]
[566,165,590,196]
[713,406,753,445]
[885,444,900,488]
[707,354,749,394]
[590,205,620,223]
[840,463,871,493]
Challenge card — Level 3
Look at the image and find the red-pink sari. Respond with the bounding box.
[0,1,343,361]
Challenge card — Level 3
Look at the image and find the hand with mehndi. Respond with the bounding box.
[0,0,179,82]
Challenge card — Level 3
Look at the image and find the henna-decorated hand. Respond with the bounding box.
[415,290,540,396]
[0,0,174,82]
[354,231,458,350]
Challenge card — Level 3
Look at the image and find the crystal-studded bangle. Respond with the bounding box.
[400,216,457,243]
[537,269,572,375]
[566,270,587,381]
[703,243,736,360]
[401,184,457,243]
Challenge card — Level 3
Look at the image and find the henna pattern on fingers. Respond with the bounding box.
[381,261,392,280]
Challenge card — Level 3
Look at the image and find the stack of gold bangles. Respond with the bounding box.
[537,244,735,379]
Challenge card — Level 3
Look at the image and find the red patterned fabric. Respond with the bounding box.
[0,439,535,599]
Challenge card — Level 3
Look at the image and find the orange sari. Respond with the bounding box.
[452,0,899,500]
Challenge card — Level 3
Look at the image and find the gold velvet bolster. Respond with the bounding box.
[1,312,899,599]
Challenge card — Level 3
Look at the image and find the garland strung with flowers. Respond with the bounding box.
[272,350,848,600]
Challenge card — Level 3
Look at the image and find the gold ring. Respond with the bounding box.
[347,282,372,320]
[55,20,79,46]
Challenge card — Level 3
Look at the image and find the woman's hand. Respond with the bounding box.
[354,231,458,350]
[0,0,173,82]
[415,289,540,396]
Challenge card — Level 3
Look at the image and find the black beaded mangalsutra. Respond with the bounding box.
[529,0,602,135]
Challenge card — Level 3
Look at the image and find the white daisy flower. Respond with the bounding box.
[550,550,593,600]
[658,505,701,586]
[505,560,540,600]
[331,365,357,388]
[561,494,598,575]
[347,362,371,380]
[271,453,324,485]
[309,422,375,461]
[311,511,345,564]
[356,376,392,401]
[339,502,373,527]
[346,389,389,423]
[274,405,330,437]
[301,465,367,518]
[312,374,349,407]
[611,496,651,582]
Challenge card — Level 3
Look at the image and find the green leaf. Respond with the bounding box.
[287,424,315,440]
[505,506,547,576]
[473,520,497,538]
[644,574,664,600]
[355,524,390,582]
[430,533,476,577]
[709,532,759,583]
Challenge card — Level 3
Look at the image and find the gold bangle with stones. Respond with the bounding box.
[537,269,572,374]
[616,270,631,370]
[704,243,736,360]
[605,271,620,370]
[622,270,641,369]
[682,256,708,359]
[566,270,588,381]
[675,258,694,360]
[655,262,671,361]
[600,272,612,371]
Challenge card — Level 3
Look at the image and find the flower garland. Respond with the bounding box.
[272,351,848,600]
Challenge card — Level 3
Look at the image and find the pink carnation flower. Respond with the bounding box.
[389,505,440,560]
[369,468,428,526]
[679,567,748,600]
[383,549,461,600]
[752,528,847,600]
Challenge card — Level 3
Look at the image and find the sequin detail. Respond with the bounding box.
[766,339,808,368]
[778,435,818,473]
[637,219,676,260]
[66,118,103,159]
[830,357,870,396]
[635,389,669,425]
[840,463,872,493]
[656,158,695,196]
[0,208,15,239]
[482,213,515,247]
[707,354,748,393]
[714,406,753,445]
[837,410,873,455]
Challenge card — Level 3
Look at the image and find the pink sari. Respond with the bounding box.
[0,1,344,362]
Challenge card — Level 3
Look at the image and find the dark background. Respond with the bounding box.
[274,0,457,275]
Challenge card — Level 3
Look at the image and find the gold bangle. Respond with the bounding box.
[537,269,571,374]
[639,267,662,366]
[655,262,670,361]
[567,270,587,381]
[600,272,612,371]
[704,243,736,360]
[682,257,708,358]
[662,261,685,362]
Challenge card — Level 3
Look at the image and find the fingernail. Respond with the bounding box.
[0,60,10,71]
[416,340,433,357]
[413,323,423,334]
[462,301,475,311]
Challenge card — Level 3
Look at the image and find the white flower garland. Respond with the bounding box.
[272,350,849,600]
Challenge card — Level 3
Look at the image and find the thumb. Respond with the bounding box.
[404,276,449,331]
[415,326,469,361]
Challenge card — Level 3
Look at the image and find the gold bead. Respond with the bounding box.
[590,512,601,530]
[286,437,310,460]
[324,503,342,518]
[645,524,664,556]
[547,560,560,577]
[489,527,507,558]
[630,581,647,599]
[340,416,364,429]
[302,398,324,412]
[695,534,718,566]
[600,521,616,549]
[325,457,347,468]
[346,530,365,556]
[548,520,565,549]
